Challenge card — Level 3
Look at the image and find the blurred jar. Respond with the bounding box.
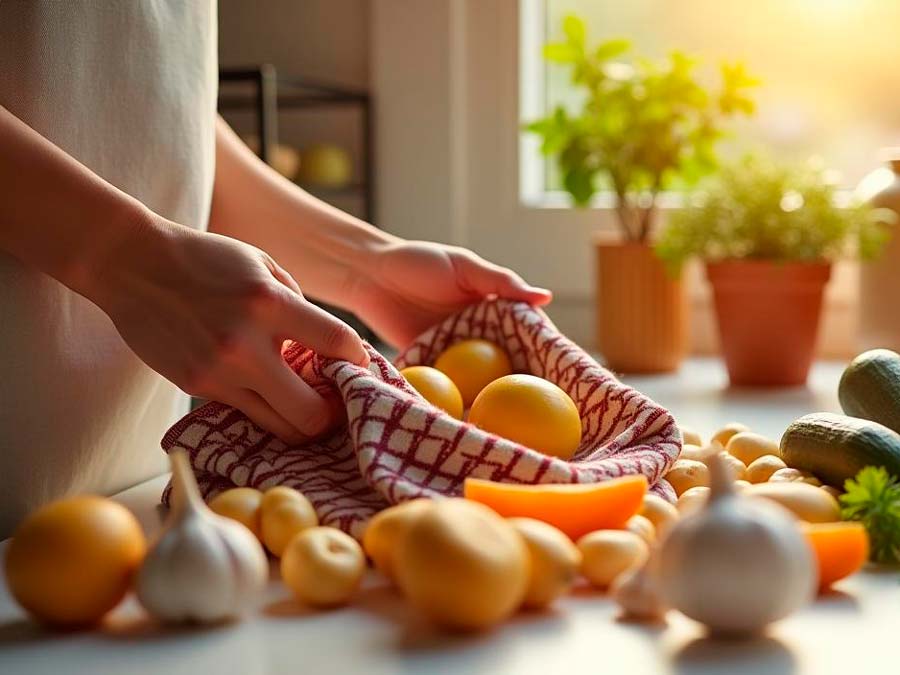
[858,150,900,352]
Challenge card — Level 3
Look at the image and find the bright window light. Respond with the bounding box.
[520,0,900,205]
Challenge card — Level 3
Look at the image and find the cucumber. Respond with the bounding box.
[838,349,900,435]
[780,412,900,488]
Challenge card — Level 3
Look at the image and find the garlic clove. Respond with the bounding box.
[610,548,667,622]
[136,451,269,624]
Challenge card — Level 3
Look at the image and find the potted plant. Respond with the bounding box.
[656,155,893,386]
[526,15,757,373]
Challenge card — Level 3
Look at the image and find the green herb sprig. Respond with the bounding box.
[840,467,900,564]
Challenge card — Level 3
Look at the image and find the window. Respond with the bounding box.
[520,0,900,205]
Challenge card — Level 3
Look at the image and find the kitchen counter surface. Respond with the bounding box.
[2,358,897,675]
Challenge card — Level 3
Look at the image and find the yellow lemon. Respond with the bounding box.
[433,339,512,406]
[468,374,582,460]
[399,366,464,419]
[5,496,146,626]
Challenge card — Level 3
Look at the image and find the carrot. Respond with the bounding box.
[463,475,648,540]
[801,521,869,591]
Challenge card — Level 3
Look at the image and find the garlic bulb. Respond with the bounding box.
[136,451,269,623]
[610,548,667,622]
[658,452,816,637]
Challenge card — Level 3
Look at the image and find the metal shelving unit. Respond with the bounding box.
[218,65,375,223]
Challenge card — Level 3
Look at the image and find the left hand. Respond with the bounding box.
[347,240,552,347]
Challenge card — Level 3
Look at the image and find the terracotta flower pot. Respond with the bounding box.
[706,260,831,387]
[595,241,687,373]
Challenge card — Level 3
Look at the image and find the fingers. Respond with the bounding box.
[216,387,306,444]
[455,253,553,306]
[274,294,370,366]
[250,352,342,438]
[268,258,303,295]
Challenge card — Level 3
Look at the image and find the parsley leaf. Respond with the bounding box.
[840,467,900,564]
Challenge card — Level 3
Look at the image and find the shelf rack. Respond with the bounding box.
[218,65,375,223]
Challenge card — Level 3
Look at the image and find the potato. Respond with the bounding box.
[745,455,787,484]
[726,432,780,465]
[679,444,708,462]
[711,422,750,448]
[625,514,656,545]
[680,427,703,447]
[719,452,747,481]
[665,459,711,496]
[577,530,648,588]
[209,488,264,539]
[745,482,840,522]
[281,527,365,607]
[261,495,318,557]
[508,518,581,609]
[394,499,528,630]
[638,494,679,537]
[363,499,434,583]
[676,486,710,514]
[821,485,842,500]
[769,467,822,486]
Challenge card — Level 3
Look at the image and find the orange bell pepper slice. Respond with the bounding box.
[801,521,869,591]
[463,475,648,540]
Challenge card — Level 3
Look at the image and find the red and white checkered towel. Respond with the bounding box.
[161,299,681,539]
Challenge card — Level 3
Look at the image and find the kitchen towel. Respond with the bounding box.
[161,299,681,539]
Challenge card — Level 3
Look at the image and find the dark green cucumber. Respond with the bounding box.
[838,349,900,435]
[780,412,900,488]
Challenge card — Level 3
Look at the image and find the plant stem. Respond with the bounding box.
[611,178,637,241]
[639,180,661,242]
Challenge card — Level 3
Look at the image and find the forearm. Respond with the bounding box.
[209,117,398,309]
[0,105,152,298]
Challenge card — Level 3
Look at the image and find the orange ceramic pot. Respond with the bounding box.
[595,242,687,373]
[706,260,831,386]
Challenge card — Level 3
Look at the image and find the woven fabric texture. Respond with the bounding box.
[161,299,681,539]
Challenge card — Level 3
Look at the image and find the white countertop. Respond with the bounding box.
[2,358,897,675]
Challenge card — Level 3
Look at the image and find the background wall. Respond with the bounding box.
[218,0,370,218]
[216,0,855,356]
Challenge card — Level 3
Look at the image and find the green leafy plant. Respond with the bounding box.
[655,155,895,272]
[841,466,900,564]
[525,15,757,241]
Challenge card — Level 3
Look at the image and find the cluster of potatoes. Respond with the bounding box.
[209,485,367,607]
[667,423,841,522]
[210,481,678,631]
[206,422,844,631]
[362,494,675,631]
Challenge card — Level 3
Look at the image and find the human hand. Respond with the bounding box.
[347,240,552,347]
[89,216,369,443]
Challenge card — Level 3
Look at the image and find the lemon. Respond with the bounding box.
[433,339,512,406]
[5,496,146,626]
[399,366,464,419]
[468,374,582,460]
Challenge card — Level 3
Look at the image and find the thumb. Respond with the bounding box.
[456,254,552,306]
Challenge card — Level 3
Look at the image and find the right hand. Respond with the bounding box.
[89,215,369,443]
